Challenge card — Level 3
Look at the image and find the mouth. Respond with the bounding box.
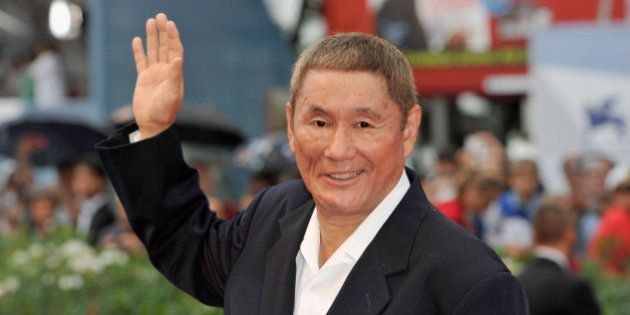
[326,170,364,181]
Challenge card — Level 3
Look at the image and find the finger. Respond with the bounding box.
[132,37,147,74]
[156,13,169,63]
[170,57,184,80]
[146,18,158,64]
[166,21,184,62]
[171,57,185,95]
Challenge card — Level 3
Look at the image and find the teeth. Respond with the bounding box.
[329,171,362,180]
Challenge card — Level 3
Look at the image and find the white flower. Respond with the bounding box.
[68,252,99,274]
[45,254,63,270]
[3,277,20,291]
[0,276,21,298]
[28,243,44,259]
[98,248,129,267]
[57,275,83,291]
[60,240,94,259]
[10,250,29,266]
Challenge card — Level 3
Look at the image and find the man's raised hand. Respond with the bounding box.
[131,13,184,139]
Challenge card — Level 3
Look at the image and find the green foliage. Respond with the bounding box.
[495,246,630,314]
[0,228,222,315]
[581,260,630,315]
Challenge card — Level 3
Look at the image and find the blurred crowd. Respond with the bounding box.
[3,128,629,276]
[0,135,143,253]
[0,133,288,257]
[1,127,629,313]
[423,131,630,276]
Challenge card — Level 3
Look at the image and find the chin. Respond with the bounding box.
[315,194,369,215]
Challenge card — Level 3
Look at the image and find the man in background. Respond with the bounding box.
[518,199,600,315]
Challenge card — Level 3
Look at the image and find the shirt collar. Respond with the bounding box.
[533,245,569,269]
[299,169,410,271]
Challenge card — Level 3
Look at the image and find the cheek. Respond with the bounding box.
[293,127,329,152]
[292,129,324,167]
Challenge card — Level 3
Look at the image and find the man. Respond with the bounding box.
[518,200,600,315]
[484,159,543,257]
[97,13,528,314]
[72,154,116,245]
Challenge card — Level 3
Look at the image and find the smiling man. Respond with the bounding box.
[97,13,528,315]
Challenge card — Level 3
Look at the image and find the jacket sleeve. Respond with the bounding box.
[452,272,530,315]
[96,124,258,307]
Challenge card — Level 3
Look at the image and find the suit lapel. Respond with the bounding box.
[259,199,315,315]
[327,171,430,314]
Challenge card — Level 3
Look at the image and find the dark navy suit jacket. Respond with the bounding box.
[97,124,529,314]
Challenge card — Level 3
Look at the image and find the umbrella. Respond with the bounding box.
[235,132,296,172]
[111,104,245,149]
[0,107,112,166]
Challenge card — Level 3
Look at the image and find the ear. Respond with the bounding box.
[285,102,295,152]
[403,104,421,158]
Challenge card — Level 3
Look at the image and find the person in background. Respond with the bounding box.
[589,170,630,274]
[467,175,504,239]
[0,135,45,234]
[423,148,459,208]
[458,131,507,183]
[1,55,31,97]
[484,159,543,257]
[574,153,615,256]
[27,190,58,239]
[98,198,145,255]
[239,170,279,209]
[563,155,586,214]
[71,154,115,245]
[27,41,67,107]
[518,199,600,315]
[190,160,236,220]
[0,173,27,234]
[435,170,502,234]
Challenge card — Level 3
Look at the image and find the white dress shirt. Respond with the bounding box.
[293,170,410,315]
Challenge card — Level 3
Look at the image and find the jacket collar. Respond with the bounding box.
[259,168,430,314]
[328,168,430,314]
[259,197,315,314]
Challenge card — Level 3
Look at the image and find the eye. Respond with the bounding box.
[313,120,327,128]
[357,121,371,128]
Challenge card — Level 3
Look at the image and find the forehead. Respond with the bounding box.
[296,70,395,112]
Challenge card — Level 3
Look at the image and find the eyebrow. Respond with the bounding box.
[306,105,383,120]
[353,107,383,120]
[310,106,328,116]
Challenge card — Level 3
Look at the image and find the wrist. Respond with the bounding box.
[137,123,169,140]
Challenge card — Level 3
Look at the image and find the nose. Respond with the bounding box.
[323,125,356,161]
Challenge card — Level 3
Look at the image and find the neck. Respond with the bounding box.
[317,211,367,267]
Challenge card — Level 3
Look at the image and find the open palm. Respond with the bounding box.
[132,13,184,139]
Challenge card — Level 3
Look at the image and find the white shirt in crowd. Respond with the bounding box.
[76,193,108,236]
[27,50,66,107]
[293,170,410,315]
